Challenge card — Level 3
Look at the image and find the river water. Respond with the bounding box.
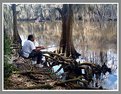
[17,20,118,90]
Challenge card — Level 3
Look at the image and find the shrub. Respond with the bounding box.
[4,33,12,56]
[4,56,17,78]
[4,34,17,79]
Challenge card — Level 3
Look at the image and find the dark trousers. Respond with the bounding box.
[29,50,43,64]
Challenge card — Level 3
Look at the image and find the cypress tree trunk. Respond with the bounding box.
[59,4,79,59]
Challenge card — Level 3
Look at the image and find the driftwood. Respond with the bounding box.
[54,76,88,86]
[79,62,96,67]
[10,50,107,89]
[42,51,107,89]
[43,51,76,65]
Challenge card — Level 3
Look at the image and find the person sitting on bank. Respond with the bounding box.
[21,34,45,67]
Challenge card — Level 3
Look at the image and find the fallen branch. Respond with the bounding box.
[18,84,54,89]
[54,76,88,86]
[13,71,52,75]
[43,51,76,64]
[79,62,96,67]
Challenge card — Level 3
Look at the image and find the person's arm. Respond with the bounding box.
[36,46,45,49]
[36,46,45,50]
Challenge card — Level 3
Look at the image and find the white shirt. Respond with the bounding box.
[22,40,36,58]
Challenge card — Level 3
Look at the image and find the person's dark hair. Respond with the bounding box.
[28,34,34,40]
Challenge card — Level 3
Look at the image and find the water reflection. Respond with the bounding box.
[18,20,117,67]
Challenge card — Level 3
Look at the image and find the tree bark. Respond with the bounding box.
[59,4,79,59]
[12,4,22,49]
